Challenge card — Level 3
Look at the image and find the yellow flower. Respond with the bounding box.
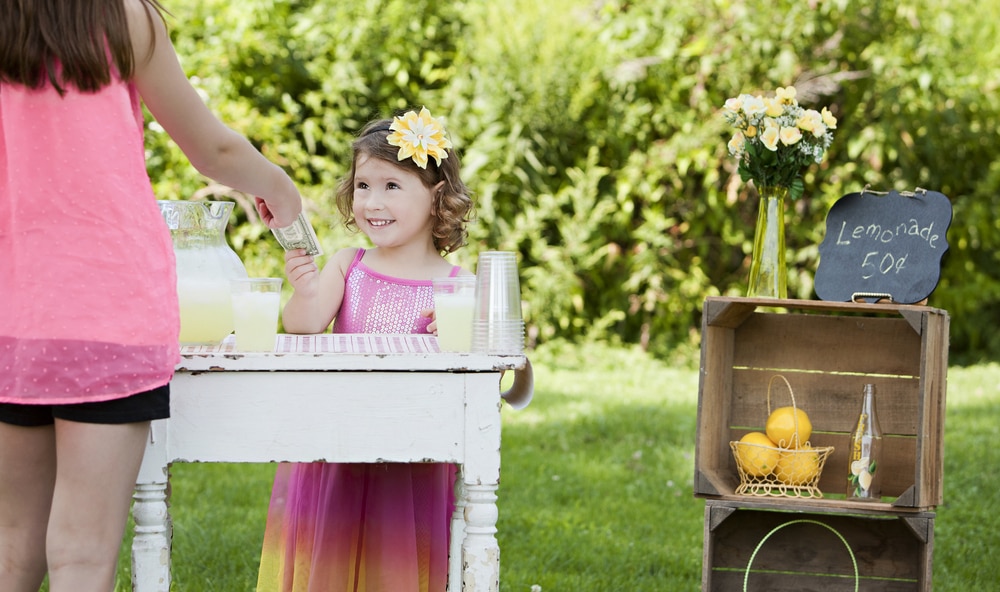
[745,125,758,138]
[799,110,828,138]
[764,97,784,118]
[760,126,780,151]
[822,106,838,129]
[775,86,797,105]
[779,126,802,146]
[386,106,452,169]
[797,110,818,133]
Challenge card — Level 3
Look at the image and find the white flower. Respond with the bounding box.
[742,95,767,118]
[728,131,746,156]
[723,97,743,113]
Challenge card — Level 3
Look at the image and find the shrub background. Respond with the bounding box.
[149,0,1000,364]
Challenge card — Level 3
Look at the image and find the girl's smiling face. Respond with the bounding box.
[352,155,439,250]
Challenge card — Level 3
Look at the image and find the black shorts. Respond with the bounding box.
[0,384,170,426]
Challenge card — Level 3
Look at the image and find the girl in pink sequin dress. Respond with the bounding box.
[0,1,302,590]
[257,108,475,592]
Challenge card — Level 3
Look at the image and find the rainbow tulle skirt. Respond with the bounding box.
[257,462,456,592]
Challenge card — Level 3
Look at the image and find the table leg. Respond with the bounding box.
[132,482,171,592]
[448,469,467,592]
[132,421,172,592]
[462,483,499,592]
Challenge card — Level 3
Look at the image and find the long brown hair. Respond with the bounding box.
[0,0,167,95]
[335,117,475,254]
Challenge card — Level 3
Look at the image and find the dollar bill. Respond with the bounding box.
[271,212,323,256]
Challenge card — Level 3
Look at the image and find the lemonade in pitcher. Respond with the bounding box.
[177,278,235,344]
[159,200,248,345]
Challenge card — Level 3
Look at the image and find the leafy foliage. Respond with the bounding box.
[150,0,1000,363]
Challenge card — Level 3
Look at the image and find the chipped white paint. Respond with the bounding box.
[131,336,525,592]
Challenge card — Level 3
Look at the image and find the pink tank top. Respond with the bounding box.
[331,249,460,334]
[0,77,180,404]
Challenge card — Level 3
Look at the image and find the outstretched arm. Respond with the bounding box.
[125,0,301,228]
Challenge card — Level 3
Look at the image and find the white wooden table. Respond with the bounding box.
[131,334,527,592]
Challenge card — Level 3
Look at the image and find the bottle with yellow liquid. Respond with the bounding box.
[847,383,883,500]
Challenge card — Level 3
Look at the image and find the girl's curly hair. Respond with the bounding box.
[334,117,474,254]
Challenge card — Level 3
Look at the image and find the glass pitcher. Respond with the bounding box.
[159,200,248,345]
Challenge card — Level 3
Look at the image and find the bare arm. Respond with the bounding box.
[125,0,301,228]
[281,247,357,334]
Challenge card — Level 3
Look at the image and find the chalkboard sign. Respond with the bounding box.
[815,189,952,304]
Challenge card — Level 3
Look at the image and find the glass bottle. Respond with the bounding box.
[847,383,883,500]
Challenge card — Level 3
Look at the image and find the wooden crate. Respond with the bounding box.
[694,297,949,510]
[702,499,934,591]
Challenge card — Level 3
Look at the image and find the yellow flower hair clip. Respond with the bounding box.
[386,107,452,169]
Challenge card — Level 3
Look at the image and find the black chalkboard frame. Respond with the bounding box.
[815,187,952,305]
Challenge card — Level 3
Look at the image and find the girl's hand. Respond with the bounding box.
[420,308,438,335]
[284,249,319,292]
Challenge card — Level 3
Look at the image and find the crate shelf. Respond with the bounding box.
[702,499,934,592]
[694,297,949,511]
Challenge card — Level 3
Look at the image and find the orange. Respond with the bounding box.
[735,432,780,477]
[775,444,821,485]
[765,406,812,448]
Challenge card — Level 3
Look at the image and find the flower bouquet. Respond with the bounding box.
[721,86,837,297]
[722,86,837,200]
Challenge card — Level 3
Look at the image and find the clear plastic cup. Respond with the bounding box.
[471,251,524,354]
[432,276,477,352]
[471,320,525,355]
[230,278,282,352]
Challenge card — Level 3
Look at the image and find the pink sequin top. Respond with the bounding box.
[332,249,460,334]
[0,77,180,404]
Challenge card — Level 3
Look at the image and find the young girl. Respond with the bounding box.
[0,1,301,590]
[256,107,474,592]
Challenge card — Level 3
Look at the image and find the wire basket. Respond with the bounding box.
[730,375,835,499]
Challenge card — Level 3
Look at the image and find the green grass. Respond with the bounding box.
[105,343,999,591]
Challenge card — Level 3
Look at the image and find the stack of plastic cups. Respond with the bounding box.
[471,251,524,355]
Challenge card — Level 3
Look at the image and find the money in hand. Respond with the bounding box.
[272,212,323,256]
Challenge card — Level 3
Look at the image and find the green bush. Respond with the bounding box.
[150,0,1000,363]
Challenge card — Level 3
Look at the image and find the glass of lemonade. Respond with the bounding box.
[230,278,282,352]
[432,276,477,352]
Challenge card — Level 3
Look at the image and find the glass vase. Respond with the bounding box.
[746,185,788,299]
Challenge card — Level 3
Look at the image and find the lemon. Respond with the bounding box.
[735,432,781,477]
[775,444,821,485]
[765,406,812,448]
